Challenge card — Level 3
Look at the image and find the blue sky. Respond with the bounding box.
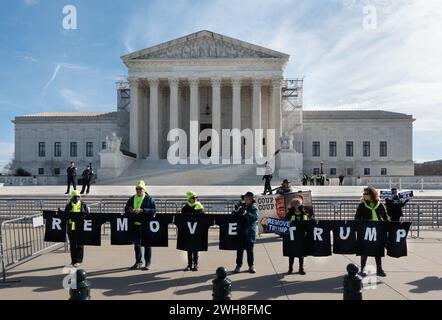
[1,0,441,171]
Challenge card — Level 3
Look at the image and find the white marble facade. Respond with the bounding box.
[122,30,289,162]
[12,112,117,177]
[11,31,415,181]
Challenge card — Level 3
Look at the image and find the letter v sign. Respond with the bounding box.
[187,221,198,234]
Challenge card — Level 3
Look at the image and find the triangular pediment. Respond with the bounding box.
[122,30,289,61]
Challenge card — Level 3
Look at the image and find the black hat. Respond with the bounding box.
[241,191,255,201]
[283,179,289,184]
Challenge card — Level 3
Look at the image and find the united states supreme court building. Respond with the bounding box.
[11,30,415,185]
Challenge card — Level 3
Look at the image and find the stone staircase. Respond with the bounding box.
[97,160,264,185]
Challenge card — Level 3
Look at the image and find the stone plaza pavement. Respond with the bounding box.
[0,231,441,300]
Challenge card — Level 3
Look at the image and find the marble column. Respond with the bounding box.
[129,78,140,157]
[148,78,160,159]
[211,77,222,158]
[231,78,242,130]
[252,78,262,158]
[169,78,180,134]
[189,78,199,163]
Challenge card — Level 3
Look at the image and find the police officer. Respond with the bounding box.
[285,196,313,275]
[385,188,409,221]
[80,164,94,195]
[125,180,156,271]
[233,192,259,274]
[65,190,89,267]
[181,191,204,271]
[65,161,77,194]
[355,187,388,277]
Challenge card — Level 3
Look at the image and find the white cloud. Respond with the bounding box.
[23,0,38,6]
[42,63,88,98]
[19,55,38,63]
[59,89,88,110]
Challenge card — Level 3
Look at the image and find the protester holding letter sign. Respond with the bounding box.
[234,192,259,274]
[355,187,388,277]
[285,196,313,275]
[181,191,205,271]
[65,190,90,267]
[384,188,411,221]
[125,180,157,271]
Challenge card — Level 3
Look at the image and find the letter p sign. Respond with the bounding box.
[63,5,78,30]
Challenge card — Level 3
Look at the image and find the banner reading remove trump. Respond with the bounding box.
[43,211,411,257]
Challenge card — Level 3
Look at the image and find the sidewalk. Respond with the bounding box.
[1,231,441,300]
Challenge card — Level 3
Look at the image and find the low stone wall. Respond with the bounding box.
[0,176,65,186]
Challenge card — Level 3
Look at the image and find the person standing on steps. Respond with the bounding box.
[80,164,94,195]
[65,161,77,194]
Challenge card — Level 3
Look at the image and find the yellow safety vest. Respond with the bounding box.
[133,194,145,226]
[187,201,204,211]
[290,210,308,222]
[68,200,82,231]
[364,202,380,221]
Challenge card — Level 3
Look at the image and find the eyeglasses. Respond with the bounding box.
[191,196,198,199]
[136,188,143,191]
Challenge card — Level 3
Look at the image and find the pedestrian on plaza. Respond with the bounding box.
[302,174,308,186]
[339,174,345,186]
[233,192,259,274]
[80,164,94,195]
[65,161,77,194]
[355,187,388,277]
[285,196,313,275]
[125,180,157,271]
[385,188,409,221]
[181,191,205,271]
[262,163,273,195]
[65,190,90,267]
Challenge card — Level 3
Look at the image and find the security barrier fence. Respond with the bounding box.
[1,197,441,282]
[0,213,65,284]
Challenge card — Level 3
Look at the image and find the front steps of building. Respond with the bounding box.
[97,160,266,185]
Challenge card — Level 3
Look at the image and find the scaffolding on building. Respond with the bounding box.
[282,79,304,154]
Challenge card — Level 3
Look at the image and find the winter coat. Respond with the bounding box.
[355,200,388,221]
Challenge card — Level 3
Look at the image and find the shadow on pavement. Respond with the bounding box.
[407,276,442,293]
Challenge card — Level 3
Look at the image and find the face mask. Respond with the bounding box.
[72,196,79,203]
[363,195,371,202]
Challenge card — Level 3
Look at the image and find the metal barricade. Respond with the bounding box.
[0,213,64,283]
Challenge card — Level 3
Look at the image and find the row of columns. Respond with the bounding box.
[129,77,283,160]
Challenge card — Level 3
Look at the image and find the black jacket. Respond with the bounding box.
[181,203,204,214]
[385,196,408,220]
[64,201,89,214]
[64,200,90,233]
[67,166,77,177]
[355,201,388,221]
[124,194,156,215]
[276,186,291,195]
[81,168,94,181]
